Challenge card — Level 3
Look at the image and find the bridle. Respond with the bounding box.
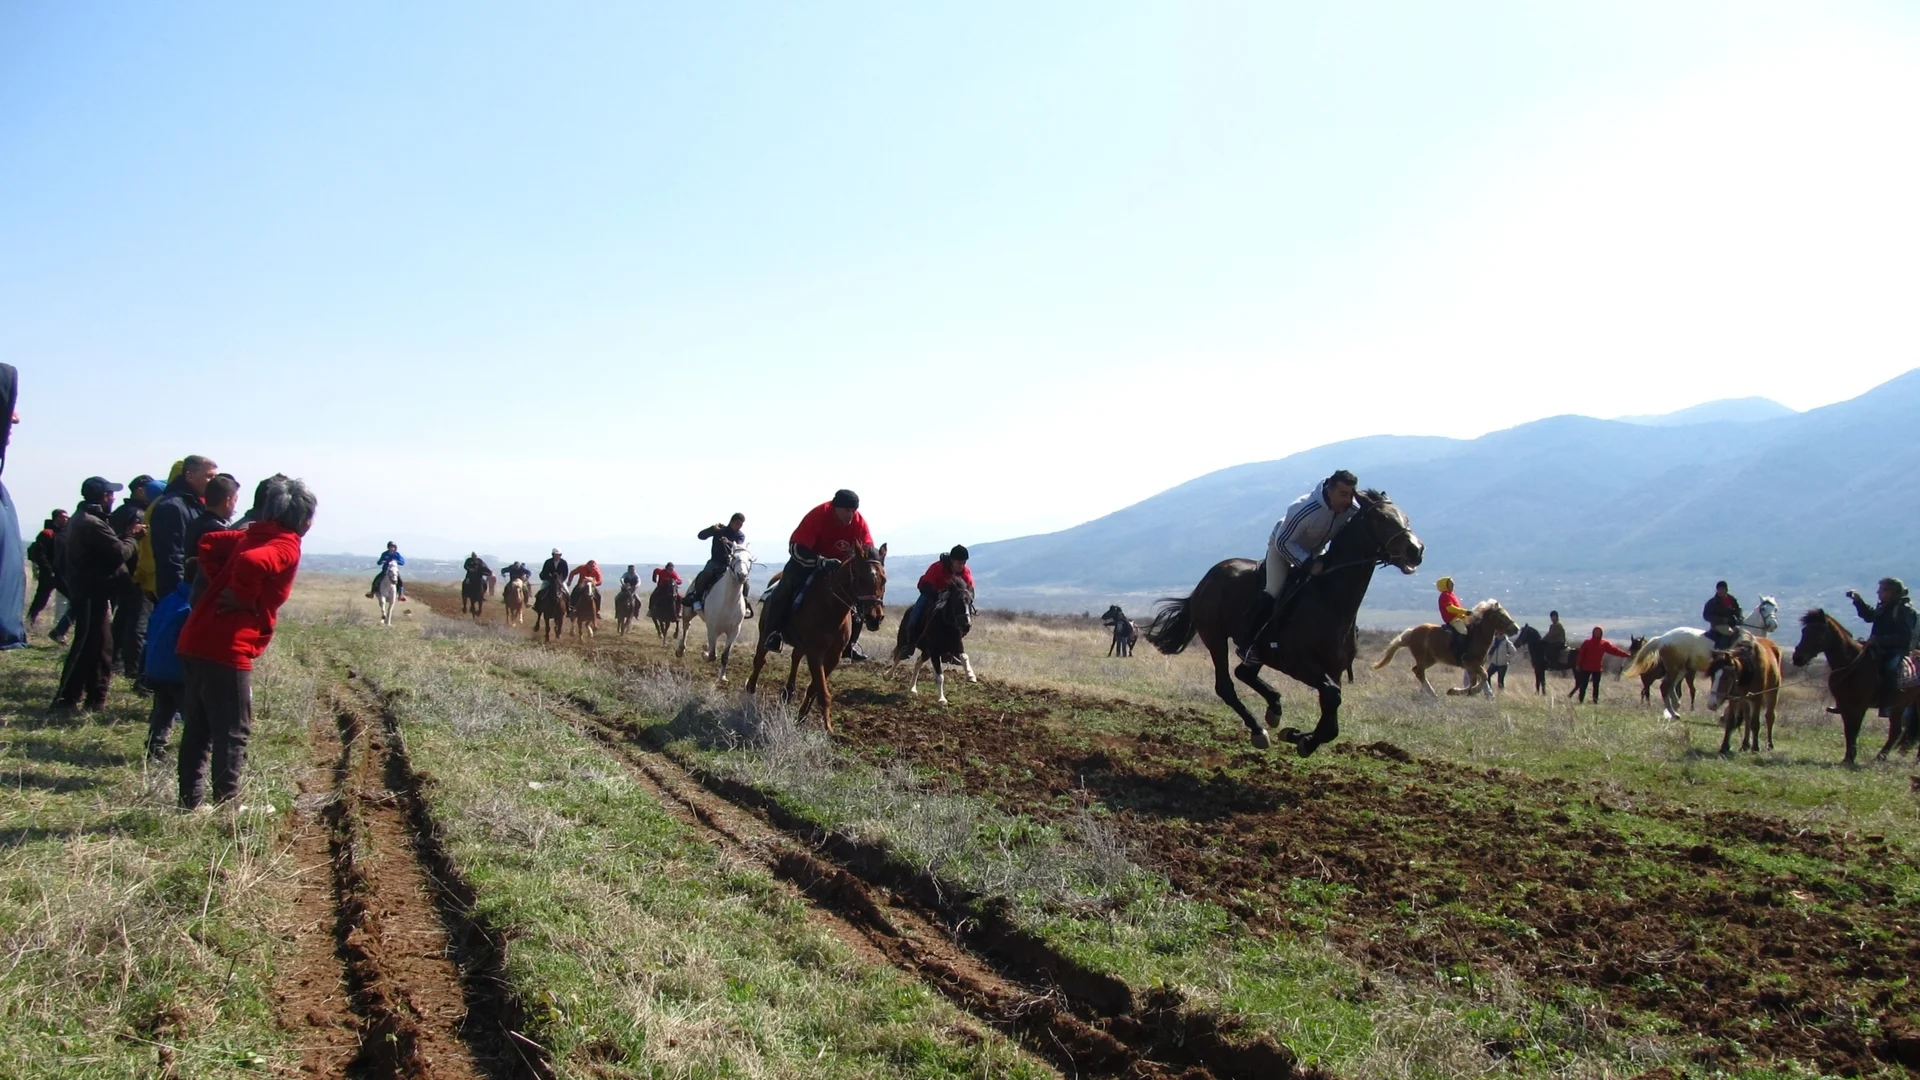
[1312,501,1417,576]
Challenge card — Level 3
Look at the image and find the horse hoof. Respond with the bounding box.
[1295,737,1322,759]
[1249,726,1270,750]
[1275,726,1303,745]
[936,696,948,705]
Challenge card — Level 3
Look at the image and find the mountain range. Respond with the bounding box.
[952,370,1920,631]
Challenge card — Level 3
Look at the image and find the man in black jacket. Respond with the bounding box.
[54,478,143,711]
[1702,581,1744,650]
[148,455,218,601]
[108,474,156,686]
[1848,578,1919,713]
[686,514,749,615]
[27,509,69,638]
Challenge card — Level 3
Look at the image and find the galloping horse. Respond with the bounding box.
[1373,600,1520,697]
[460,568,494,618]
[1706,638,1782,753]
[568,580,599,639]
[614,580,641,635]
[1101,605,1138,657]
[679,542,755,682]
[899,579,977,704]
[1145,491,1423,755]
[502,578,528,627]
[1512,624,1575,693]
[648,577,680,643]
[373,561,400,627]
[1624,628,1715,719]
[746,544,888,733]
[1792,610,1920,766]
[532,581,566,642]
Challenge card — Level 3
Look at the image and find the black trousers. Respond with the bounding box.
[177,658,254,807]
[1572,670,1602,702]
[1487,664,1508,690]
[760,557,812,640]
[111,585,151,679]
[54,592,114,707]
[147,679,185,758]
[27,573,57,622]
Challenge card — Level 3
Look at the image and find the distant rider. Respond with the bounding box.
[464,551,491,578]
[895,546,972,661]
[1241,469,1360,665]
[686,514,748,614]
[1848,578,1918,715]
[651,562,682,604]
[1436,576,1471,661]
[761,489,873,654]
[502,560,533,588]
[367,541,406,601]
[620,564,640,590]
[539,549,568,588]
[1542,611,1567,654]
[1702,581,1744,650]
[569,559,604,613]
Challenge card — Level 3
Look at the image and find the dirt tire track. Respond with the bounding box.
[511,683,1309,1080]
[325,676,549,1080]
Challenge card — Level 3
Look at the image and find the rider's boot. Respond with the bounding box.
[1237,593,1276,665]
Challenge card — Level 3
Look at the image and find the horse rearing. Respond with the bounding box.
[745,544,888,733]
[1145,490,1423,755]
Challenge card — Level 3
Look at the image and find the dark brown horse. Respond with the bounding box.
[1145,491,1423,755]
[532,581,566,642]
[648,578,680,643]
[745,544,887,733]
[460,568,493,618]
[614,580,640,635]
[1792,609,1920,765]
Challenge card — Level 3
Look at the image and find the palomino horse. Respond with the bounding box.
[1624,628,1715,719]
[502,578,528,627]
[1792,609,1920,766]
[1101,605,1138,657]
[678,542,755,681]
[532,581,567,642]
[648,577,680,643]
[373,561,400,627]
[1706,638,1782,753]
[746,544,888,733]
[1512,624,1574,693]
[460,568,494,618]
[614,580,640,635]
[897,579,977,704]
[1145,491,1423,754]
[568,580,599,639]
[1373,600,1520,697]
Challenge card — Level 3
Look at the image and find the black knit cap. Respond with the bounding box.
[949,544,969,560]
[831,489,860,510]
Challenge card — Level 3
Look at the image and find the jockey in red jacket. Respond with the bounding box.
[896,546,972,660]
[761,489,874,653]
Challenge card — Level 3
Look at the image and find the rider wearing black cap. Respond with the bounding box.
[687,513,748,615]
[760,490,872,653]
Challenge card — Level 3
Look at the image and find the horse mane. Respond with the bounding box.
[1801,608,1830,628]
[1469,599,1504,622]
[1359,488,1390,508]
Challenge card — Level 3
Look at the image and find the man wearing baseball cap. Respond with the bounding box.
[53,477,144,711]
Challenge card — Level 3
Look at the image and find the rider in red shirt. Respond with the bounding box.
[568,560,602,586]
[651,563,682,588]
[896,545,972,661]
[761,489,874,654]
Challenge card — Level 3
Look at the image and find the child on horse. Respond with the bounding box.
[895,546,972,661]
[761,490,872,653]
[1436,576,1471,661]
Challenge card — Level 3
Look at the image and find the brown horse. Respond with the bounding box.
[745,544,888,733]
[1145,491,1423,755]
[648,578,680,643]
[1705,638,1781,753]
[532,581,566,642]
[1372,600,1520,696]
[1638,659,1695,709]
[568,580,599,639]
[460,569,494,618]
[1791,610,1920,765]
[502,578,528,626]
[614,580,640,635]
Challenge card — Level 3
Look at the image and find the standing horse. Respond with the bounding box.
[502,578,528,627]
[1791,609,1920,766]
[568,580,599,639]
[745,544,888,733]
[648,577,680,643]
[1742,597,1781,637]
[1706,638,1782,753]
[1623,628,1715,719]
[900,580,977,704]
[373,561,400,627]
[678,543,755,682]
[1145,491,1423,754]
[1373,601,1520,697]
[1101,605,1138,657]
[614,580,641,635]
[461,568,494,618]
[1512,625,1575,693]
[532,581,566,642]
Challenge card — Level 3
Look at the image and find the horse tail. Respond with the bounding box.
[1624,638,1661,679]
[1145,596,1194,655]
[1371,629,1412,669]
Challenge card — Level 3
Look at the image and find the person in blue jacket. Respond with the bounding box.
[366,541,407,600]
[0,364,25,650]
[144,568,195,762]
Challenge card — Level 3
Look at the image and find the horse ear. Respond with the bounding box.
[876,543,887,565]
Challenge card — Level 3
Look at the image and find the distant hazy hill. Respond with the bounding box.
[961,372,1920,630]
[1616,397,1797,427]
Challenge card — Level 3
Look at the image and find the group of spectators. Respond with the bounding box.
[0,365,318,812]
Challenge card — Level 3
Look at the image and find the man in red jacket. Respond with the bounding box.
[175,478,315,810]
[1571,627,1631,704]
[760,489,873,653]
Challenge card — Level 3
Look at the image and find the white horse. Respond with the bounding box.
[1742,596,1780,637]
[373,561,400,627]
[1624,627,1714,719]
[677,543,754,682]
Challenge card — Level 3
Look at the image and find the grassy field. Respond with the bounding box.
[4,575,1917,1079]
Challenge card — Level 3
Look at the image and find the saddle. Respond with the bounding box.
[1898,653,1920,694]
[1243,560,1313,647]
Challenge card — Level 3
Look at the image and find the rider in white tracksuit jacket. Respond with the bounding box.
[1265,472,1360,602]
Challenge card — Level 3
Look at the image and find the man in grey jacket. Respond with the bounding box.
[1241,469,1360,662]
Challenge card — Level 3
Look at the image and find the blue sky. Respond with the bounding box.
[5,2,1918,563]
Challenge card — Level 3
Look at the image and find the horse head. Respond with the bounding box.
[1629,635,1647,657]
[849,543,888,631]
[1706,647,1745,710]
[944,581,976,637]
[1514,624,1540,649]
[1470,600,1518,636]
[1337,490,1423,574]
[1755,597,1780,633]
[1792,609,1837,668]
[728,544,755,582]
[1101,605,1124,625]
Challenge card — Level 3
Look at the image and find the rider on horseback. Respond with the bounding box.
[760,490,872,653]
[1703,581,1745,650]
[651,562,682,594]
[620,565,640,589]
[1436,576,1471,662]
[1848,578,1917,714]
[569,559,603,611]
[895,546,972,661]
[502,560,532,586]
[1240,470,1360,664]
[464,551,491,578]
[686,515,748,615]
[366,541,406,601]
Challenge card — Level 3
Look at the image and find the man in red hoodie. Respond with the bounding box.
[1572,626,1632,704]
[175,478,315,810]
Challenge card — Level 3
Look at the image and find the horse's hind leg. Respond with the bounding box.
[908,657,925,696]
[932,657,947,705]
[1212,636,1271,748]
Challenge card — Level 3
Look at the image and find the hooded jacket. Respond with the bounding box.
[1852,592,1918,657]
[0,364,23,648]
[1270,481,1359,567]
[176,522,303,670]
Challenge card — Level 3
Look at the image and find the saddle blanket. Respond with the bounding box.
[1900,654,1920,693]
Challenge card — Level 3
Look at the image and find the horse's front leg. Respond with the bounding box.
[1282,674,1342,758]
[1446,665,1487,697]
[907,656,924,696]
[1413,663,1438,696]
[783,652,803,704]
[932,656,947,705]
[960,653,977,682]
[1842,710,1863,767]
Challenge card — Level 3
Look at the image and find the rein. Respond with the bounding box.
[1306,506,1414,578]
